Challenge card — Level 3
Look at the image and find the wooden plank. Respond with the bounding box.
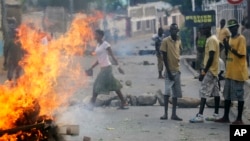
[0,123,45,137]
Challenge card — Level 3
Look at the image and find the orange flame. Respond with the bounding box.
[0,12,103,140]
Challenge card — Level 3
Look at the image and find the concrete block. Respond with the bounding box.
[58,125,79,136]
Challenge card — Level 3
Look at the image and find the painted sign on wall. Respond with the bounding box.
[184,10,216,27]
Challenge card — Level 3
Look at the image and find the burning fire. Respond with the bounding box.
[0,12,102,140]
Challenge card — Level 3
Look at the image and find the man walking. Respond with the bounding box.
[190,24,220,123]
[215,19,248,125]
[159,23,182,121]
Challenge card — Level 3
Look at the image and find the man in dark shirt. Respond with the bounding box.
[154,27,164,79]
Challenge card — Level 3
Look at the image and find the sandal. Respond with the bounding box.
[117,103,129,110]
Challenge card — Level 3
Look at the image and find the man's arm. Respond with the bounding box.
[162,51,174,80]
[204,51,215,73]
[228,47,244,58]
[224,38,244,58]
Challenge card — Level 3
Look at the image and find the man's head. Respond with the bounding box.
[7,17,17,38]
[227,19,239,36]
[220,19,226,27]
[158,27,164,37]
[169,23,179,39]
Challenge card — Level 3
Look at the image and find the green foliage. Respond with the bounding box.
[74,0,92,12]
[36,0,124,13]
[50,0,68,7]
[37,0,92,12]
[106,0,124,13]
[163,0,192,13]
[179,26,194,54]
[93,0,125,13]
[21,0,26,5]
[163,0,203,14]
[37,0,53,8]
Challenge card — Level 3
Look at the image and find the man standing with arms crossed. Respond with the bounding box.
[190,24,220,123]
[215,19,248,124]
[159,23,182,121]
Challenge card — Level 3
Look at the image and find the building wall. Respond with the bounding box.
[128,4,157,36]
[128,3,184,37]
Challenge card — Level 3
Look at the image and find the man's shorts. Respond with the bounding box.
[199,71,219,98]
[223,79,245,101]
[164,71,182,98]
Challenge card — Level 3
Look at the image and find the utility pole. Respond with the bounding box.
[69,0,73,20]
[1,0,8,40]
[102,0,108,31]
[234,5,238,20]
[192,0,196,53]
[248,0,250,25]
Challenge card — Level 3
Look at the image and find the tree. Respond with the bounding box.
[37,0,92,12]
[163,0,202,14]
[81,0,126,14]
[73,0,92,13]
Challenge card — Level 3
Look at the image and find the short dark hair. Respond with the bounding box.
[158,27,163,36]
[95,29,104,37]
[221,19,226,22]
[170,23,178,29]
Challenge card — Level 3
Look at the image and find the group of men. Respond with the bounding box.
[154,19,248,125]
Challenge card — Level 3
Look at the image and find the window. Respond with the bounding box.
[172,16,177,24]
[164,16,168,25]
[146,20,150,29]
[136,21,141,30]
